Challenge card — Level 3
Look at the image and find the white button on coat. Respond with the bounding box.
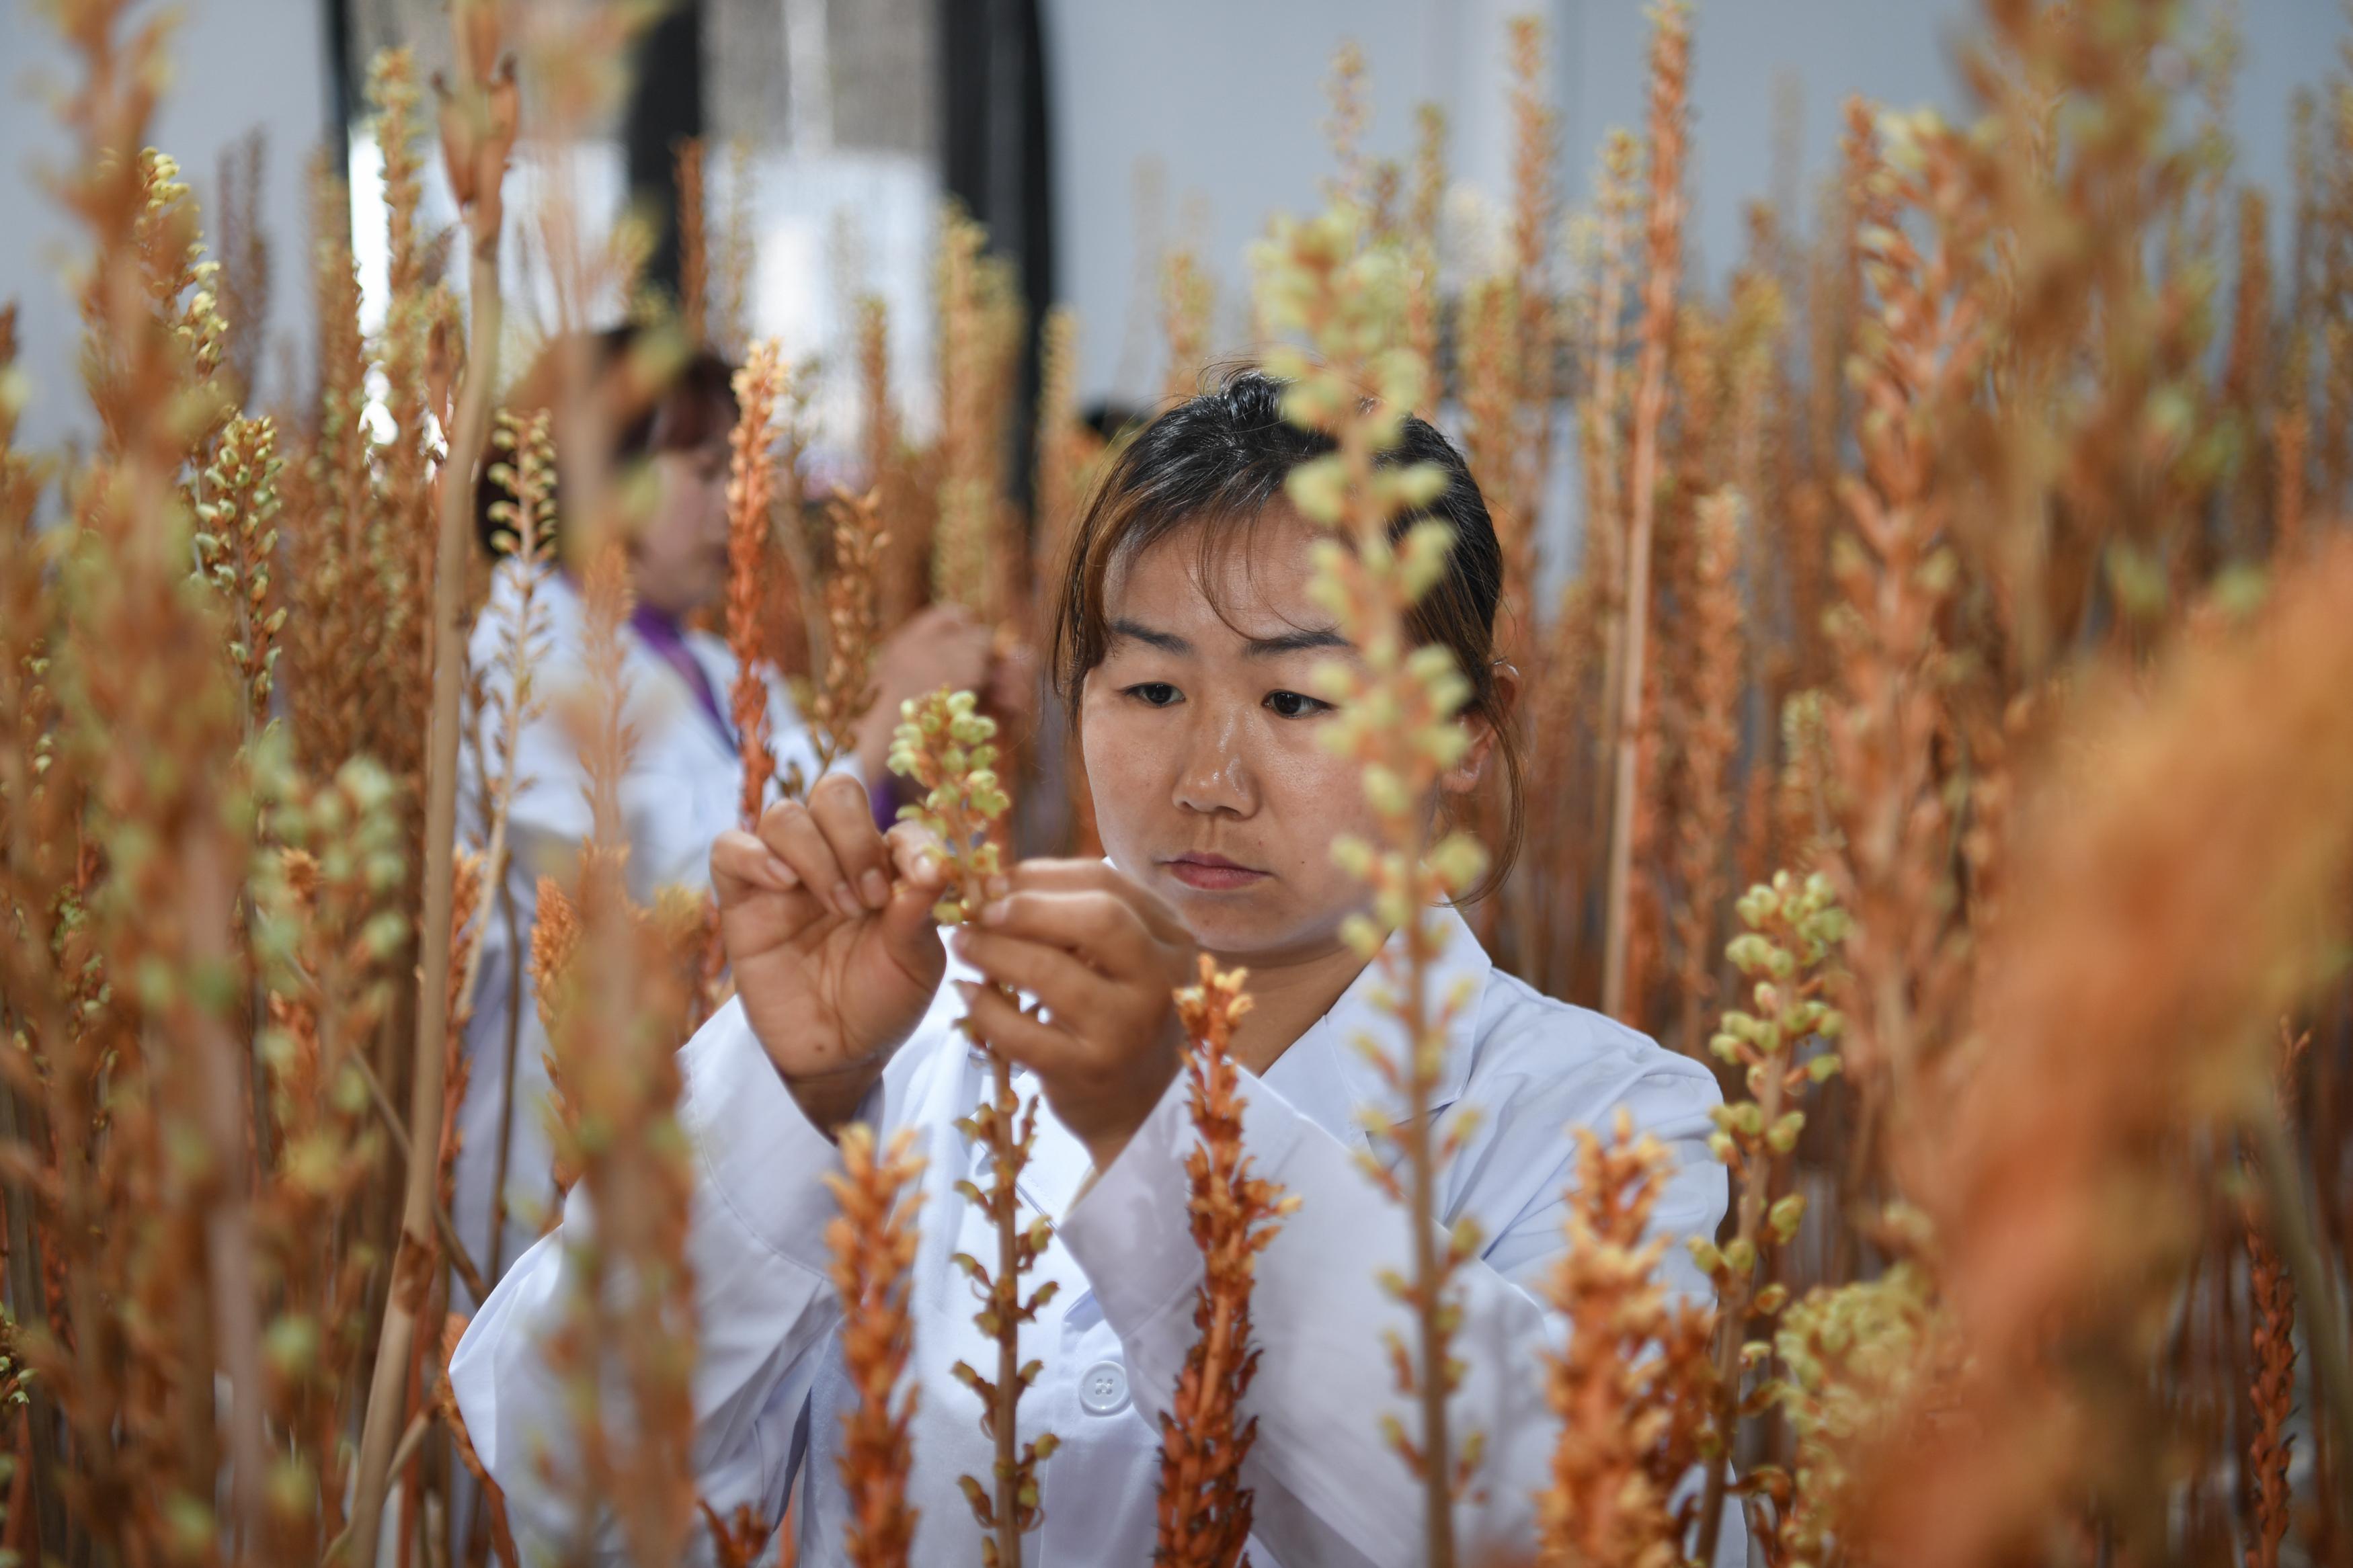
[1079,1360,1129,1415]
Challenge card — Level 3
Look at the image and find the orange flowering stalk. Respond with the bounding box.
[1669,489,1747,1055]
[2245,1022,2309,1568]
[934,206,1026,624]
[1032,304,1097,589]
[1503,11,1560,607]
[192,413,288,733]
[1816,101,1988,1159]
[1538,1110,1716,1567]
[887,688,1058,1568]
[1160,247,1213,403]
[1601,0,1689,1021]
[728,339,787,827]
[713,136,756,360]
[824,1124,928,1568]
[678,134,708,341]
[1156,958,1296,1568]
[801,485,889,778]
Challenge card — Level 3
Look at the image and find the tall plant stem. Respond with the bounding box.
[1404,932,1454,1568]
[350,217,504,1568]
[990,1048,1021,1568]
[192,832,268,1556]
[2249,1103,2353,1534]
[1601,7,1688,1022]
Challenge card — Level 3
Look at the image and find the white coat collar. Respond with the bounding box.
[1268,901,1492,1150]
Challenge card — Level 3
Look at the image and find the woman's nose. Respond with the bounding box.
[1171,710,1257,817]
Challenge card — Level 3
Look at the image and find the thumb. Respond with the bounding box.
[877,858,950,970]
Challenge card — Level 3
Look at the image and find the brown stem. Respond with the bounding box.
[348,1050,491,1309]
[1693,1062,1783,1567]
[350,225,504,1568]
[991,1048,1022,1568]
[192,834,268,1557]
[2249,1104,2353,1537]
[1405,925,1456,1568]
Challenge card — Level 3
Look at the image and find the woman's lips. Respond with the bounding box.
[1163,854,1270,892]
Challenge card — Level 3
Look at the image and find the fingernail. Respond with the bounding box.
[952,979,979,1004]
[832,882,861,917]
[766,854,798,887]
[986,874,1010,899]
[978,899,1007,926]
[860,869,889,908]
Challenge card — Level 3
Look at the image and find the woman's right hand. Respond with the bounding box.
[709,772,950,1134]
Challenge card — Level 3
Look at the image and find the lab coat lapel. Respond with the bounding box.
[1013,1075,1095,1229]
[1281,903,1493,1159]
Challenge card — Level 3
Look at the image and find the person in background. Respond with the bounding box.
[452,324,996,1301]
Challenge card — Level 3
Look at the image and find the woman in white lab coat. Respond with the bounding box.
[452,326,994,1294]
[452,368,1741,1566]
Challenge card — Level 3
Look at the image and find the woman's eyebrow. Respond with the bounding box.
[1109,618,1192,655]
[1244,626,1351,658]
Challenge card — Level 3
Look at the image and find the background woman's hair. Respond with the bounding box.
[1048,364,1526,901]
[473,322,739,559]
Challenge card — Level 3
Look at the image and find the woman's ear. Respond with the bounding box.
[1438,663,1519,798]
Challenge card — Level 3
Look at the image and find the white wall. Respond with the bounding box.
[2,0,339,460]
[1043,0,2344,414]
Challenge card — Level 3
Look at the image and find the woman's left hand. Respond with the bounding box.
[949,858,1197,1173]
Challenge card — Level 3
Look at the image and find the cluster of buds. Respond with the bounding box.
[803,485,889,778]
[1699,869,1850,1250]
[887,688,1010,921]
[1687,869,1850,1563]
[887,688,1053,1567]
[192,415,288,729]
[1767,1260,1940,1567]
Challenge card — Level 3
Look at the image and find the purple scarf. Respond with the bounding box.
[629,603,735,745]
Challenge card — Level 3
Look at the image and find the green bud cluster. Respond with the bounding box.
[887,687,1007,923]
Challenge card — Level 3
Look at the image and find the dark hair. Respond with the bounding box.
[1049,366,1525,900]
[473,323,738,559]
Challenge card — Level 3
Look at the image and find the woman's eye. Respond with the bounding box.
[1265,689,1331,719]
[1123,682,1181,708]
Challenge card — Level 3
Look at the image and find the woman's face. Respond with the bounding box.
[629,434,732,616]
[1080,505,1480,966]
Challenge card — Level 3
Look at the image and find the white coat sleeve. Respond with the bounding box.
[1055,1050,1738,1568]
[447,999,852,1559]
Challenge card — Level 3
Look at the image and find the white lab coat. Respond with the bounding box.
[449,899,1746,1567]
[452,561,835,1294]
